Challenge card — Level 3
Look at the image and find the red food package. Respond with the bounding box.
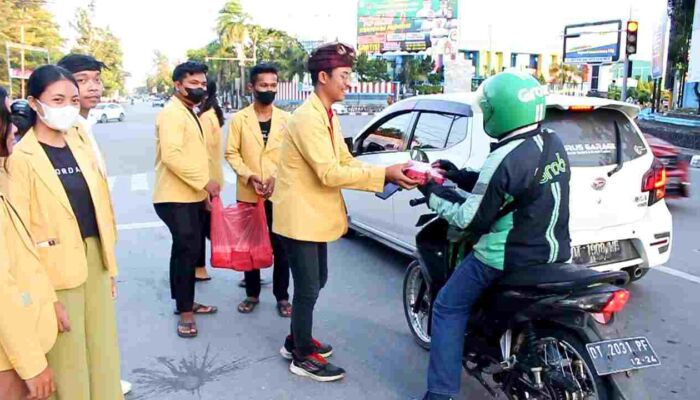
[403,161,446,185]
[210,197,273,272]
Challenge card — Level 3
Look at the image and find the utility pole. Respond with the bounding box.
[19,0,27,98]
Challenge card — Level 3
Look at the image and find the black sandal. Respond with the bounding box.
[277,301,292,318]
[177,321,198,338]
[237,298,259,314]
[174,303,218,315]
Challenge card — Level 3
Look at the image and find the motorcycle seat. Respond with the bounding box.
[497,263,628,293]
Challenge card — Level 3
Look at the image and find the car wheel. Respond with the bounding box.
[100,114,108,123]
[119,113,125,122]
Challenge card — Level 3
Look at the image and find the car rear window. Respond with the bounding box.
[541,108,648,167]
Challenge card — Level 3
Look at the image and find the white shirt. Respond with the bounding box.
[78,115,108,176]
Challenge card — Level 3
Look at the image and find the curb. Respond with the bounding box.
[344,112,375,116]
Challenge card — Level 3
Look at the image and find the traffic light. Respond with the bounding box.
[626,21,638,56]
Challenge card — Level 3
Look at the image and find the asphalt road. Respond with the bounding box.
[93,103,700,399]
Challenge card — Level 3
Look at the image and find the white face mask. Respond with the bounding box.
[36,100,80,132]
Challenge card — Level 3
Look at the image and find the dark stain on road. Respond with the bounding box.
[130,345,275,399]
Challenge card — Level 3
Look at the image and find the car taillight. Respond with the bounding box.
[641,159,666,205]
[568,105,595,112]
[601,289,630,314]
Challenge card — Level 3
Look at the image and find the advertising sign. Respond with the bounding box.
[651,13,668,79]
[357,0,459,55]
[564,20,622,64]
[688,0,700,83]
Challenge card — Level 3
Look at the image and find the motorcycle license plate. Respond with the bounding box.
[572,240,623,266]
[586,337,660,376]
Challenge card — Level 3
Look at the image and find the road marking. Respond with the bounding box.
[130,173,149,191]
[107,176,116,191]
[224,169,237,184]
[116,221,165,231]
[656,266,700,285]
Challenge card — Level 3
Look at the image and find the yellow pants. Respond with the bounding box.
[47,237,123,400]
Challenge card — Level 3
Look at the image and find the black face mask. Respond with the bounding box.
[254,90,276,105]
[183,87,207,104]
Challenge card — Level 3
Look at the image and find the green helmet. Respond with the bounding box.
[477,71,547,138]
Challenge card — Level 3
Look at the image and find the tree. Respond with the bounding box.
[355,52,371,81]
[401,56,435,89]
[71,3,125,96]
[665,0,695,94]
[0,0,64,94]
[145,51,172,95]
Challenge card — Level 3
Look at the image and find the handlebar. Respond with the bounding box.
[409,197,428,207]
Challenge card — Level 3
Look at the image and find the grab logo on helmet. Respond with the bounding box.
[517,85,548,103]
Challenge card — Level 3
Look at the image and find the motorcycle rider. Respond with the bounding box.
[418,70,572,400]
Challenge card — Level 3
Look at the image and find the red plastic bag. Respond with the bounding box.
[210,197,273,271]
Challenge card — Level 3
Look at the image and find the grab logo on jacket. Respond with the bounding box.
[539,153,567,184]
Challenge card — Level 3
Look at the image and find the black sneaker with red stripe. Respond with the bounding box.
[280,335,333,360]
[289,352,345,382]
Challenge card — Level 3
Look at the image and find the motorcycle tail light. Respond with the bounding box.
[601,289,630,313]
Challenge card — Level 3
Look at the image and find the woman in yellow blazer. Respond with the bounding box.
[225,64,292,317]
[0,86,62,400]
[195,80,225,282]
[6,65,123,399]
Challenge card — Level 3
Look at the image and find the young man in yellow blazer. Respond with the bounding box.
[152,61,220,338]
[225,64,292,317]
[272,43,418,381]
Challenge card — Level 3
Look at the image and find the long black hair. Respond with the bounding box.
[27,65,79,125]
[200,79,225,127]
[0,86,11,158]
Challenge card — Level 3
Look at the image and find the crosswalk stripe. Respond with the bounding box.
[130,173,149,191]
[107,176,116,191]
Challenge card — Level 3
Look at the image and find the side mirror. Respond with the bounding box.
[410,147,430,163]
[344,137,356,156]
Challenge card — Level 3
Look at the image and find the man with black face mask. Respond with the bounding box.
[225,63,292,317]
[153,61,220,339]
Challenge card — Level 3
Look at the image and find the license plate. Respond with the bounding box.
[586,337,660,376]
[572,241,622,266]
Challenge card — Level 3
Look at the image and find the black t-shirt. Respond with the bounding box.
[259,119,271,144]
[40,143,100,239]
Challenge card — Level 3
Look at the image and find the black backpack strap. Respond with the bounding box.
[495,130,551,220]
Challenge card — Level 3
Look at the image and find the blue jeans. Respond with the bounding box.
[425,253,504,399]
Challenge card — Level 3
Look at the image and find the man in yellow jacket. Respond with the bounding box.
[153,61,220,338]
[225,63,292,317]
[273,43,418,381]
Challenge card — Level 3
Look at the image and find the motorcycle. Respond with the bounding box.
[402,196,659,399]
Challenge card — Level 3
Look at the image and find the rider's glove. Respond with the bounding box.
[445,170,480,192]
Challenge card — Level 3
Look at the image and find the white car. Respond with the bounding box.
[90,103,126,123]
[344,93,672,282]
[332,103,348,115]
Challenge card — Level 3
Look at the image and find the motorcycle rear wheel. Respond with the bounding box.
[505,329,612,400]
[403,261,432,350]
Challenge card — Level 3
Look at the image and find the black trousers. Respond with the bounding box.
[280,236,328,357]
[154,201,205,313]
[245,200,290,301]
[197,208,211,268]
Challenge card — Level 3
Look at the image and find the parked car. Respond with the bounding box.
[343,94,672,282]
[331,103,348,115]
[89,103,126,123]
[643,133,691,198]
[152,98,165,107]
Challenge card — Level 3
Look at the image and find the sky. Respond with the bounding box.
[46,0,668,91]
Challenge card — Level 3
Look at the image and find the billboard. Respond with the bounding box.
[651,13,668,79]
[357,0,459,55]
[688,0,700,83]
[564,20,622,64]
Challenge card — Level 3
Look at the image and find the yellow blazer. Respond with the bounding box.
[6,129,118,290]
[0,192,58,379]
[225,105,289,203]
[153,96,209,204]
[200,109,224,188]
[272,93,385,242]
